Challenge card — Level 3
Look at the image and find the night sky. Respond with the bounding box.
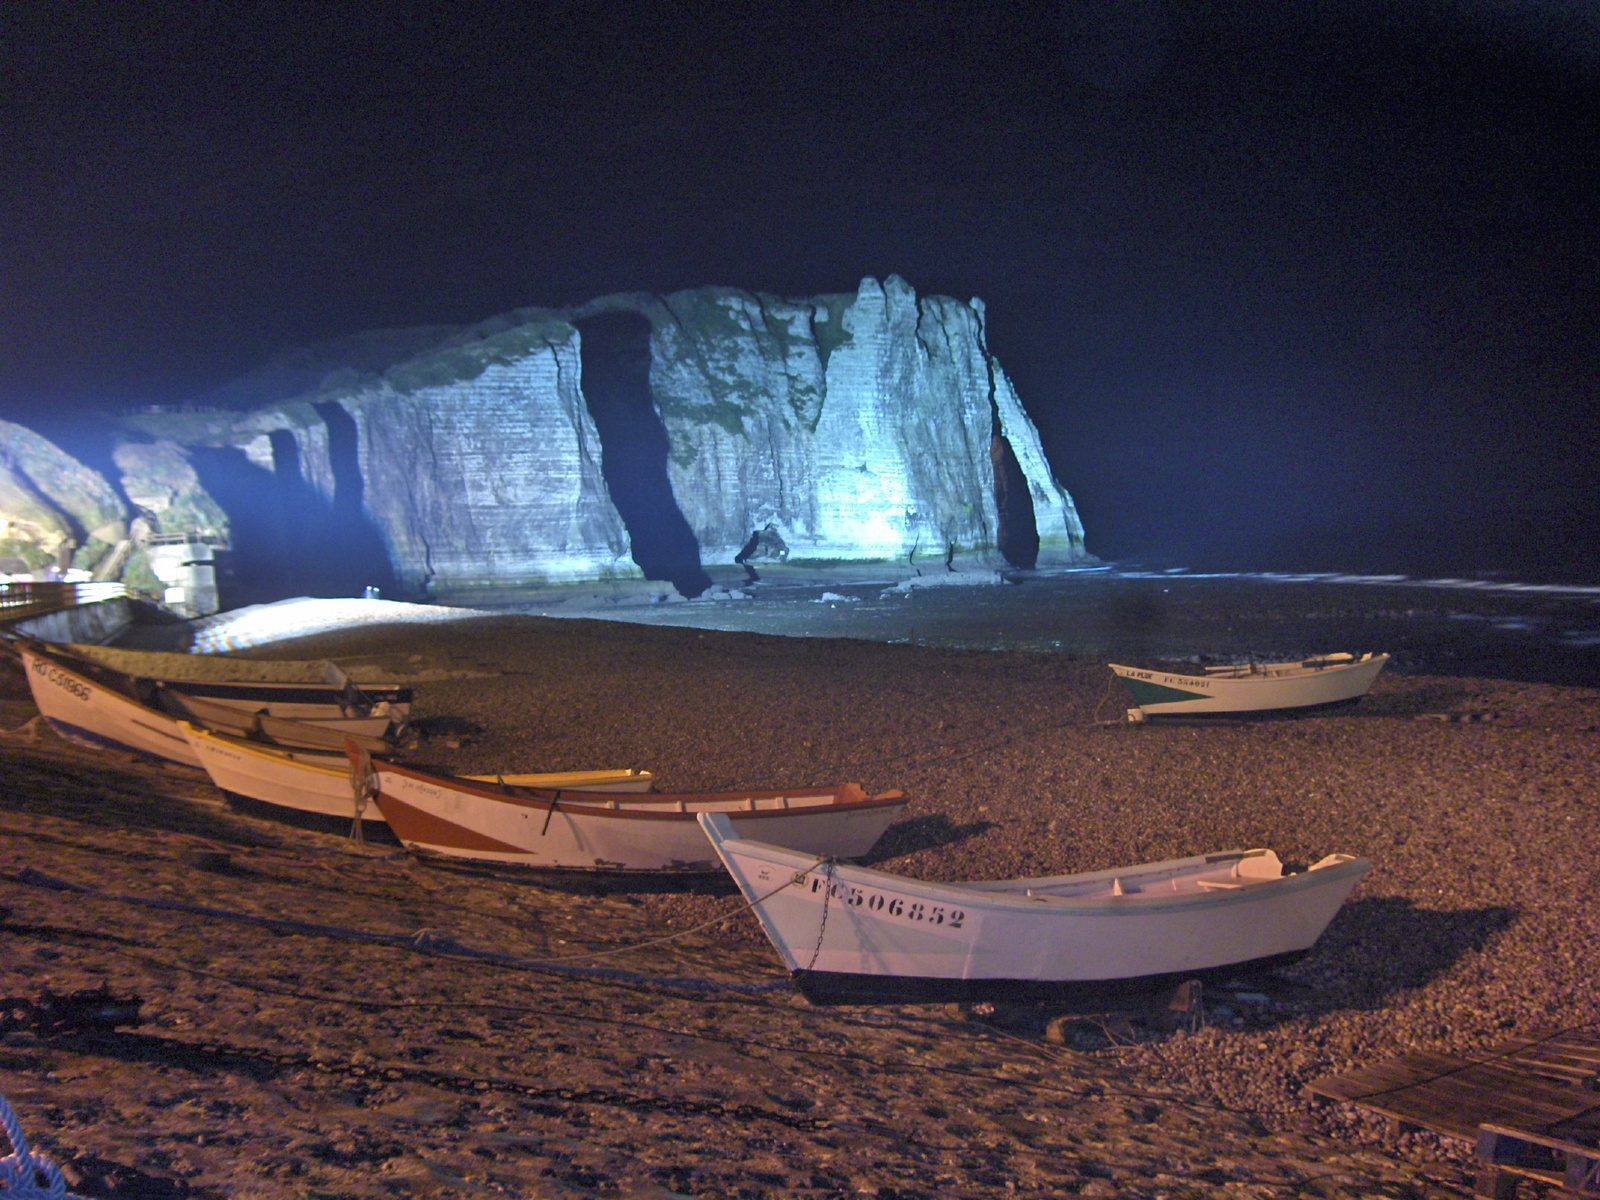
[4,2,1597,578]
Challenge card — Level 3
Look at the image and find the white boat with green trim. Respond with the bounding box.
[699,811,1369,1003]
[1109,652,1389,719]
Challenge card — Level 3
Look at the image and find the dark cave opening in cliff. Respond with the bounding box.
[187,428,393,607]
[313,402,396,594]
[991,434,1040,570]
[575,311,713,597]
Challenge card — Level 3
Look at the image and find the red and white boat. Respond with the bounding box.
[358,753,908,872]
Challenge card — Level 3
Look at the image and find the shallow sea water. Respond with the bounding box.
[504,567,1600,688]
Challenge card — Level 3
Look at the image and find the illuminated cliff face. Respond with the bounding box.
[112,278,1088,597]
[630,276,1086,571]
[122,321,636,596]
[0,419,127,578]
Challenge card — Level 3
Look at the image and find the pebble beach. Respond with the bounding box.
[2,610,1597,1198]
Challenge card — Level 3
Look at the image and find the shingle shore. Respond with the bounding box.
[1,614,1595,1198]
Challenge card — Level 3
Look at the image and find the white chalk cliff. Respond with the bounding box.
[113,277,1088,595]
[612,276,1084,569]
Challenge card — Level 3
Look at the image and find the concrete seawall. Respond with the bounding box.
[6,597,136,645]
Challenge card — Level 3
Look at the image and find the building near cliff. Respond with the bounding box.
[24,276,1087,602]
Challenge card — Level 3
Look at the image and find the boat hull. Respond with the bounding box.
[20,645,202,767]
[164,691,395,746]
[700,813,1367,1001]
[179,723,372,819]
[369,761,907,872]
[789,951,1313,1005]
[52,644,412,722]
[180,724,656,822]
[1110,653,1388,717]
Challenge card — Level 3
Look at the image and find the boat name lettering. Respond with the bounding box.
[807,874,963,928]
[1123,668,1211,689]
[30,659,90,702]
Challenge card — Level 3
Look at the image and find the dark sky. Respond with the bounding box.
[3,1,1597,576]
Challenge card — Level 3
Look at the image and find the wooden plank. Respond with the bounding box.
[1309,1049,1600,1145]
[1310,1052,1541,1103]
[1492,1033,1600,1061]
[1478,1123,1600,1197]
[1309,1052,1467,1102]
[1315,1087,1595,1144]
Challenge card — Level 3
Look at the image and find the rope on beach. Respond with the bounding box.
[1090,672,1128,726]
[0,1092,83,1199]
[3,865,802,998]
[494,862,821,967]
[0,716,41,745]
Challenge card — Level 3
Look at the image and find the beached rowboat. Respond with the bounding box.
[179,722,653,824]
[361,755,907,871]
[163,690,394,752]
[16,639,405,752]
[164,690,395,743]
[18,640,393,766]
[699,812,1368,1002]
[19,641,203,766]
[1109,652,1389,719]
[49,642,412,725]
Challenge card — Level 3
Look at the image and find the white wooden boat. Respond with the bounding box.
[362,756,908,872]
[162,690,395,745]
[700,812,1369,1002]
[179,722,654,824]
[1109,652,1389,719]
[19,642,202,766]
[54,642,413,724]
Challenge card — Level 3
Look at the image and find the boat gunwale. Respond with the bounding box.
[22,639,412,707]
[186,724,656,791]
[1108,653,1390,689]
[372,759,906,820]
[179,722,352,773]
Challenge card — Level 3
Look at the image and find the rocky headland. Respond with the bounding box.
[2,277,1090,603]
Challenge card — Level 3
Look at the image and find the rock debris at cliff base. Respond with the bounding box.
[2,617,1596,1199]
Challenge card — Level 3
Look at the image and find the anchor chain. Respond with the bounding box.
[803,860,836,973]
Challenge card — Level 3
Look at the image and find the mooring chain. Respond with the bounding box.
[803,859,836,973]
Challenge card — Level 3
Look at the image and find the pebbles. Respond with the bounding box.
[0,616,1595,1197]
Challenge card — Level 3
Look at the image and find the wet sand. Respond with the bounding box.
[2,614,1597,1198]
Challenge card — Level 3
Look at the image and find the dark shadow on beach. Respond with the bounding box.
[405,854,740,897]
[1273,895,1519,1004]
[1354,680,1497,719]
[217,793,399,847]
[0,750,278,848]
[406,715,485,740]
[863,814,995,862]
